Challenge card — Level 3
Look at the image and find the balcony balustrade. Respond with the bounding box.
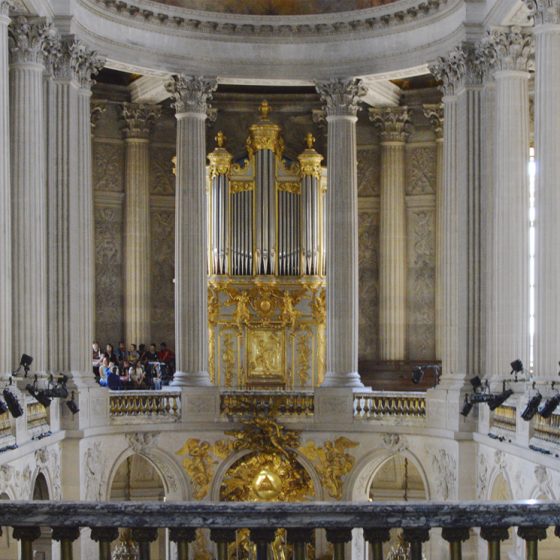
[108,390,181,423]
[353,392,426,421]
[0,500,557,560]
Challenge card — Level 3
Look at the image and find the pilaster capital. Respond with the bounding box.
[429,43,483,96]
[369,106,413,142]
[523,0,560,25]
[479,26,534,74]
[8,16,55,65]
[1,1,12,19]
[315,78,366,117]
[422,103,444,140]
[121,102,161,139]
[90,100,107,129]
[165,74,217,115]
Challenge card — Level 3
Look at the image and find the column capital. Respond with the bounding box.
[429,43,484,96]
[91,100,106,129]
[165,74,217,115]
[8,15,54,65]
[1,0,13,18]
[423,103,444,140]
[369,106,413,142]
[523,0,560,25]
[479,26,534,74]
[315,78,366,117]
[121,102,161,139]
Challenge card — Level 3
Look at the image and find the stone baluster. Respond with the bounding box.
[363,528,390,560]
[12,526,41,560]
[90,526,119,560]
[369,106,412,361]
[170,527,195,560]
[422,104,444,361]
[441,527,470,560]
[250,528,276,560]
[315,78,365,388]
[522,0,560,378]
[121,103,161,346]
[286,528,313,560]
[517,526,547,560]
[132,527,158,560]
[480,27,533,377]
[52,526,80,560]
[210,528,236,560]
[0,0,11,380]
[403,528,430,560]
[8,16,53,374]
[480,526,510,560]
[165,75,216,386]
[46,36,104,382]
[325,528,352,560]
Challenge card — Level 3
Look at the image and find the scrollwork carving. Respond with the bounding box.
[357,148,380,196]
[431,448,456,500]
[8,15,54,65]
[479,26,534,73]
[523,0,560,25]
[422,103,444,140]
[429,43,483,96]
[126,432,160,454]
[93,142,124,192]
[369,106,413,142]
[315,78,366,117]
[121,103,161,139]
[165,74,217,115]
[406,147,436,195]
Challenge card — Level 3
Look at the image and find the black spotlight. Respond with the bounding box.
[488,389,514,411]
[538,393,560,419]
[65,392,79,415]
[19,354,33,376]
[461,396,474,417]
[510,359,524,374]
[470,376,482,391]
[26,384,51,408]
[521,393,542,421]
[0,399,8,415]
[3,388,23,418]
[412,366,424,384]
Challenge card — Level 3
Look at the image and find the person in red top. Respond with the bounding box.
[157,342,175,364]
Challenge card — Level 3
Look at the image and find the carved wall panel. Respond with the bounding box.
[150,146,176,195]
[357,147,380,196]
[94,206,124,343]
[406,146,436,195]
[93,141,125,192]
[358,211,379,360]
[151,210,175,347]
[406,208,435,359]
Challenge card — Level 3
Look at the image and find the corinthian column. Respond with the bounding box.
[481,27,533,376]
[429,44,484,381]
[0,1,11,378]
[369,107,412,361]
[9,16,53,374]
[315,79,365,388]
[523,0,560,378]
[165,75,216,387]
[121,103,160,346]
[423,105,444,362]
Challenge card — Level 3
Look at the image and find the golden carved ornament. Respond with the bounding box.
[298,436,359,499]
[208,328,215,384]
[222,333,236,388]
[230,181,255,193]
[297,133,324,180]
[208,131,233,179]
[276,181,301,194]
[247,100,284,155]
[311,287,326,324]
[297,331,312,386]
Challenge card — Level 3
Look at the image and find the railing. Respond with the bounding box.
[108,390,181,422]
[353,391,426,420]
[220,390,314,416]
[0,500,557,560]
[491,405,517,433]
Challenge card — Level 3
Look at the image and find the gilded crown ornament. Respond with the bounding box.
[208,130,233,178]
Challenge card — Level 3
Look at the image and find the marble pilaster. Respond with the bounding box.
[315,79,365,388]
[9,16,53,374]
[481,27,533,377]
[369,106,412,361]
[165,75,216,387]
[423,104,444,362]
[523,0,560,378]
[121,103,160,346]
[0,1,11,378]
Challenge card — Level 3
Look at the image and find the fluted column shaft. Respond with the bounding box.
[530,3,560,378]
[0,1,11,378]
[9,17,51,373]
[483,27,532,376]
[370,107,411,361]
[122,103,160,346]
[166,75,216,386]
[315,79,365,388]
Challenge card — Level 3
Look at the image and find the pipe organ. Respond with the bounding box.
[207,102,326,388]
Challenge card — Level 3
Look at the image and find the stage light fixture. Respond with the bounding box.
[538,393,560,419]
[3,387,23,418]
[521,393,542,421]
[65,392,79,415]
[461,396,474,417]
[26,384,51,408]
[488,389,514,411]
[0,399,8,415]
[19,354,33,376]
[510,359,523,374]
[470,376,482,391]
[412,366,424,384]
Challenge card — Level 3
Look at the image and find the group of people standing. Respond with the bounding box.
[92,341,175,390]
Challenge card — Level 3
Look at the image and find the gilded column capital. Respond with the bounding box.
[315,78,366,117]
[523,0,560,25]
[121,102,161,139]
[165,74,217,115]
[423,103,444,140]
[369,106,413,142]
[8,16,55,65]
[479,26,534,73]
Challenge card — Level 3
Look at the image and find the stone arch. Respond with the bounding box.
[347,447,431,501]
[488,469,513,501]
[31,470,51,501]
[210,448,323,501]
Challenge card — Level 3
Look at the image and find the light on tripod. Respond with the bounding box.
[65,392,79,415]
[19,354,33,377]
[538,393,560,419]
[412,366,424,384]
[26,381,52,408]
[3,387,23,418]
[470,376,482,391]
[461,396,474,417]
[487,389,514,411]
[521,393,542,421]
[0,399,8,415]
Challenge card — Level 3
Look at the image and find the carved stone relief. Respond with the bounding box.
[431,448,457,500]
[477,452,489,499]
[358,211,379,360]
[94,206,124,343]
[0,463,32,499]
[357,147,380,196]
[126,432,160,454]
[84,441,108,500]
[407,209,435,360]
[150,146,176,195]
[151,210,175,347]
[406,147,436,195]
[93,141,125,192]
